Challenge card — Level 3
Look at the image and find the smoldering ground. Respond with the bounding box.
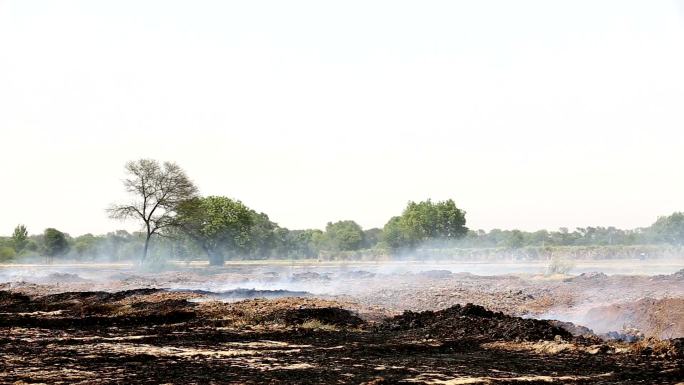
[1,259,683,384]
[1,259,682,338]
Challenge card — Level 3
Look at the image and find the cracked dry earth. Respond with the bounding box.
[0,289,682,384]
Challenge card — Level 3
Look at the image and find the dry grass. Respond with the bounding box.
[545,257,575,276]
[630,302,679,355]
[299,320,340,331]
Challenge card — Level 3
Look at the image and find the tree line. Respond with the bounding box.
[1,159,684,264]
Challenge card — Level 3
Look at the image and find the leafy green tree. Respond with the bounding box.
[383,199,468,250]
[650,212,684,245]
[286,229,324,258]
[246,212,279,259]
[24,239,39,253]
[363,228,383,248]
[529,230,550,246]
[177,196,253,266]
[382,216,406,250]
[11,225,28,253]
[405,199,467,239]
[270,227,291,258]
[73,233,99,260]
[109,159,198,262]
[43,228,69,263]
[324,220,365,251]
[504,229,525,248]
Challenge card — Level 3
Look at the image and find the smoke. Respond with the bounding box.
[677,0,684,21]
[1,259,682,339]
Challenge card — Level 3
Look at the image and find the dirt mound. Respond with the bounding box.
[667,337,684,358]
[379,303,572,342]
[39,288,160,302]
[195,288,311,300]
[566,272,608,282]
[280,307,364,327]
[0,290,31,311]
[291,272,331,281]
[1,288,365,330]
[340,270,376,279]
[198,297,365,327]
[549,320,595,337]
[417,270,452,279]
[584,297,684,338]
[604,328,644,342]
[13,288,164,314]
[0,289,196,328]
[180,288,311,301]
[43,272,88,282]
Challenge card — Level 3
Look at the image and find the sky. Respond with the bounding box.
[1,0,684,236]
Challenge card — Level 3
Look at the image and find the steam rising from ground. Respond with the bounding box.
[1,259,682,338]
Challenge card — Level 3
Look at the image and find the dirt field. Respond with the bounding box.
[0,263,682,384]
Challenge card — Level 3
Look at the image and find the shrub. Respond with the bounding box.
[0,246,16,262]
[546,256,574,275]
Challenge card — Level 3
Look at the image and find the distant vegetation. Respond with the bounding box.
[2,159,684,265]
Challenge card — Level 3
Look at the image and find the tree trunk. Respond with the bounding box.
[142,235,151,262]
[208,252,224,266]
[200,243,224,266]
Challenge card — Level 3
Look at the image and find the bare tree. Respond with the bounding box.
[108,159,198,262]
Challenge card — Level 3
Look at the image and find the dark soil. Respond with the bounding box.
[379,303,573,342]
[0,289,682,384]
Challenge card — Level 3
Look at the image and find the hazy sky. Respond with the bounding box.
[2,1,684,236]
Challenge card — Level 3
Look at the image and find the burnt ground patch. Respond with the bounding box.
[0,289,681,384]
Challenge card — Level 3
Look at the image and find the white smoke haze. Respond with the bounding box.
[1,3,684,382]
[2,258,682,339]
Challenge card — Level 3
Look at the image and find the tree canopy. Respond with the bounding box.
[109,159,198,262]
[9,157,684,264]
[176,196,254,266]
[383,199,468,250]
[43,228,69,263]
[11,224,28,253]
[651,212,684,246]
[324,220,365,251]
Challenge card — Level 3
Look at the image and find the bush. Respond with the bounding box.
[0,246,16,262]
[546,256,574,275]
